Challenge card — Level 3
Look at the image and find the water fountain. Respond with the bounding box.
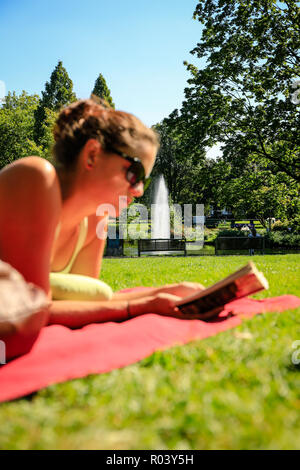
[138,175,186,256]
[151,175,171,239]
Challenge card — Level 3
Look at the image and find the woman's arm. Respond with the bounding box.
[47,293,182,328]
[47,299,130,327]
[111,282,205,301]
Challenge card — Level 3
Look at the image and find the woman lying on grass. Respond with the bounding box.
[0,97,204,359]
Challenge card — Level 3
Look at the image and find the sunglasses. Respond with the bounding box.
[108,147,151,191]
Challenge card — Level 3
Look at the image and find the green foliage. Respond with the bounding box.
[152,0,299,221]
[92,74,115,108]
[216,228,247,238]
[38,108,59,164]
[153,2,300,218]
[288,214,300,233]
[272,220,291,232]
[184,0,300,181]
[151,118,206,205]
[0,91,43,168]
[34,61,76,146]
[216,163,300,227]
[265,231,300,248]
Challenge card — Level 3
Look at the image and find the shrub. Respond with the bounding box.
[217,229,247,238]
[289,215,300,233]
[265,231,300,248]
[272,220,290,231]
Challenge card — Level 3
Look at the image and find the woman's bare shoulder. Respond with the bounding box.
[0,156,56,180]
[0,157,62,294]
[0,156,60,202]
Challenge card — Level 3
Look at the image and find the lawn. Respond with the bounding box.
[0,254,299,450]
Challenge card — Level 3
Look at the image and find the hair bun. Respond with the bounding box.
[52,98,159,171]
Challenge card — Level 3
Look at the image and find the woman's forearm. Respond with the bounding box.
[47,297,151,328]
[48,281,206,328]
[111,288,158,301]
[48,299,130,328]
[111,282,205,301]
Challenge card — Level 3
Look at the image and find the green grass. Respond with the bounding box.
[0,255,299,450]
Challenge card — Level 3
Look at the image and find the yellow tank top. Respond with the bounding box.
[52,217,89,274]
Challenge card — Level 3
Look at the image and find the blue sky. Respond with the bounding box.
[0,0,204,127]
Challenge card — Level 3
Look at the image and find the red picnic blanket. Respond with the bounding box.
[0,292,299,403]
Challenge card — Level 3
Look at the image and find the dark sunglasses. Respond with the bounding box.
[108,147,151,191]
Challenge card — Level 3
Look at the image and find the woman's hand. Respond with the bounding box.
[129,293,181,317]
[129,292,211,320]
[155,282,205,299]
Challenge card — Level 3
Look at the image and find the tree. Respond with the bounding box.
[152,116,206,206]
[215,156,300,228]
[0,91,43,169]
[92,74,115,108]
[34,61,76,145]
[38,107,59,164]
[180,0,300,181]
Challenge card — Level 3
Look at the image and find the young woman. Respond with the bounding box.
[0,98,204,359]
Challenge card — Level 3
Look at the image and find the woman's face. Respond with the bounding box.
[88,140,157,216]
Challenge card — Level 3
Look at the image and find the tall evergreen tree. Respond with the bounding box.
[34,61,76,145]
[92,74,115,108]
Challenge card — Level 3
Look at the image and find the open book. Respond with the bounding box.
[176,262,269,320]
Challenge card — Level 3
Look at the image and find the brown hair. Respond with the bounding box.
[52,98,159,171]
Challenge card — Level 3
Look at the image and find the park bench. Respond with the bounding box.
[205,219,219,228]
[138,239,187,256]
[215,237,265,255]
[105,237,124,256]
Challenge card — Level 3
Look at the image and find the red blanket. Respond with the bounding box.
[0,292,299,403]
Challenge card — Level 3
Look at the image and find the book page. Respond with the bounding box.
[177,263,268,317]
